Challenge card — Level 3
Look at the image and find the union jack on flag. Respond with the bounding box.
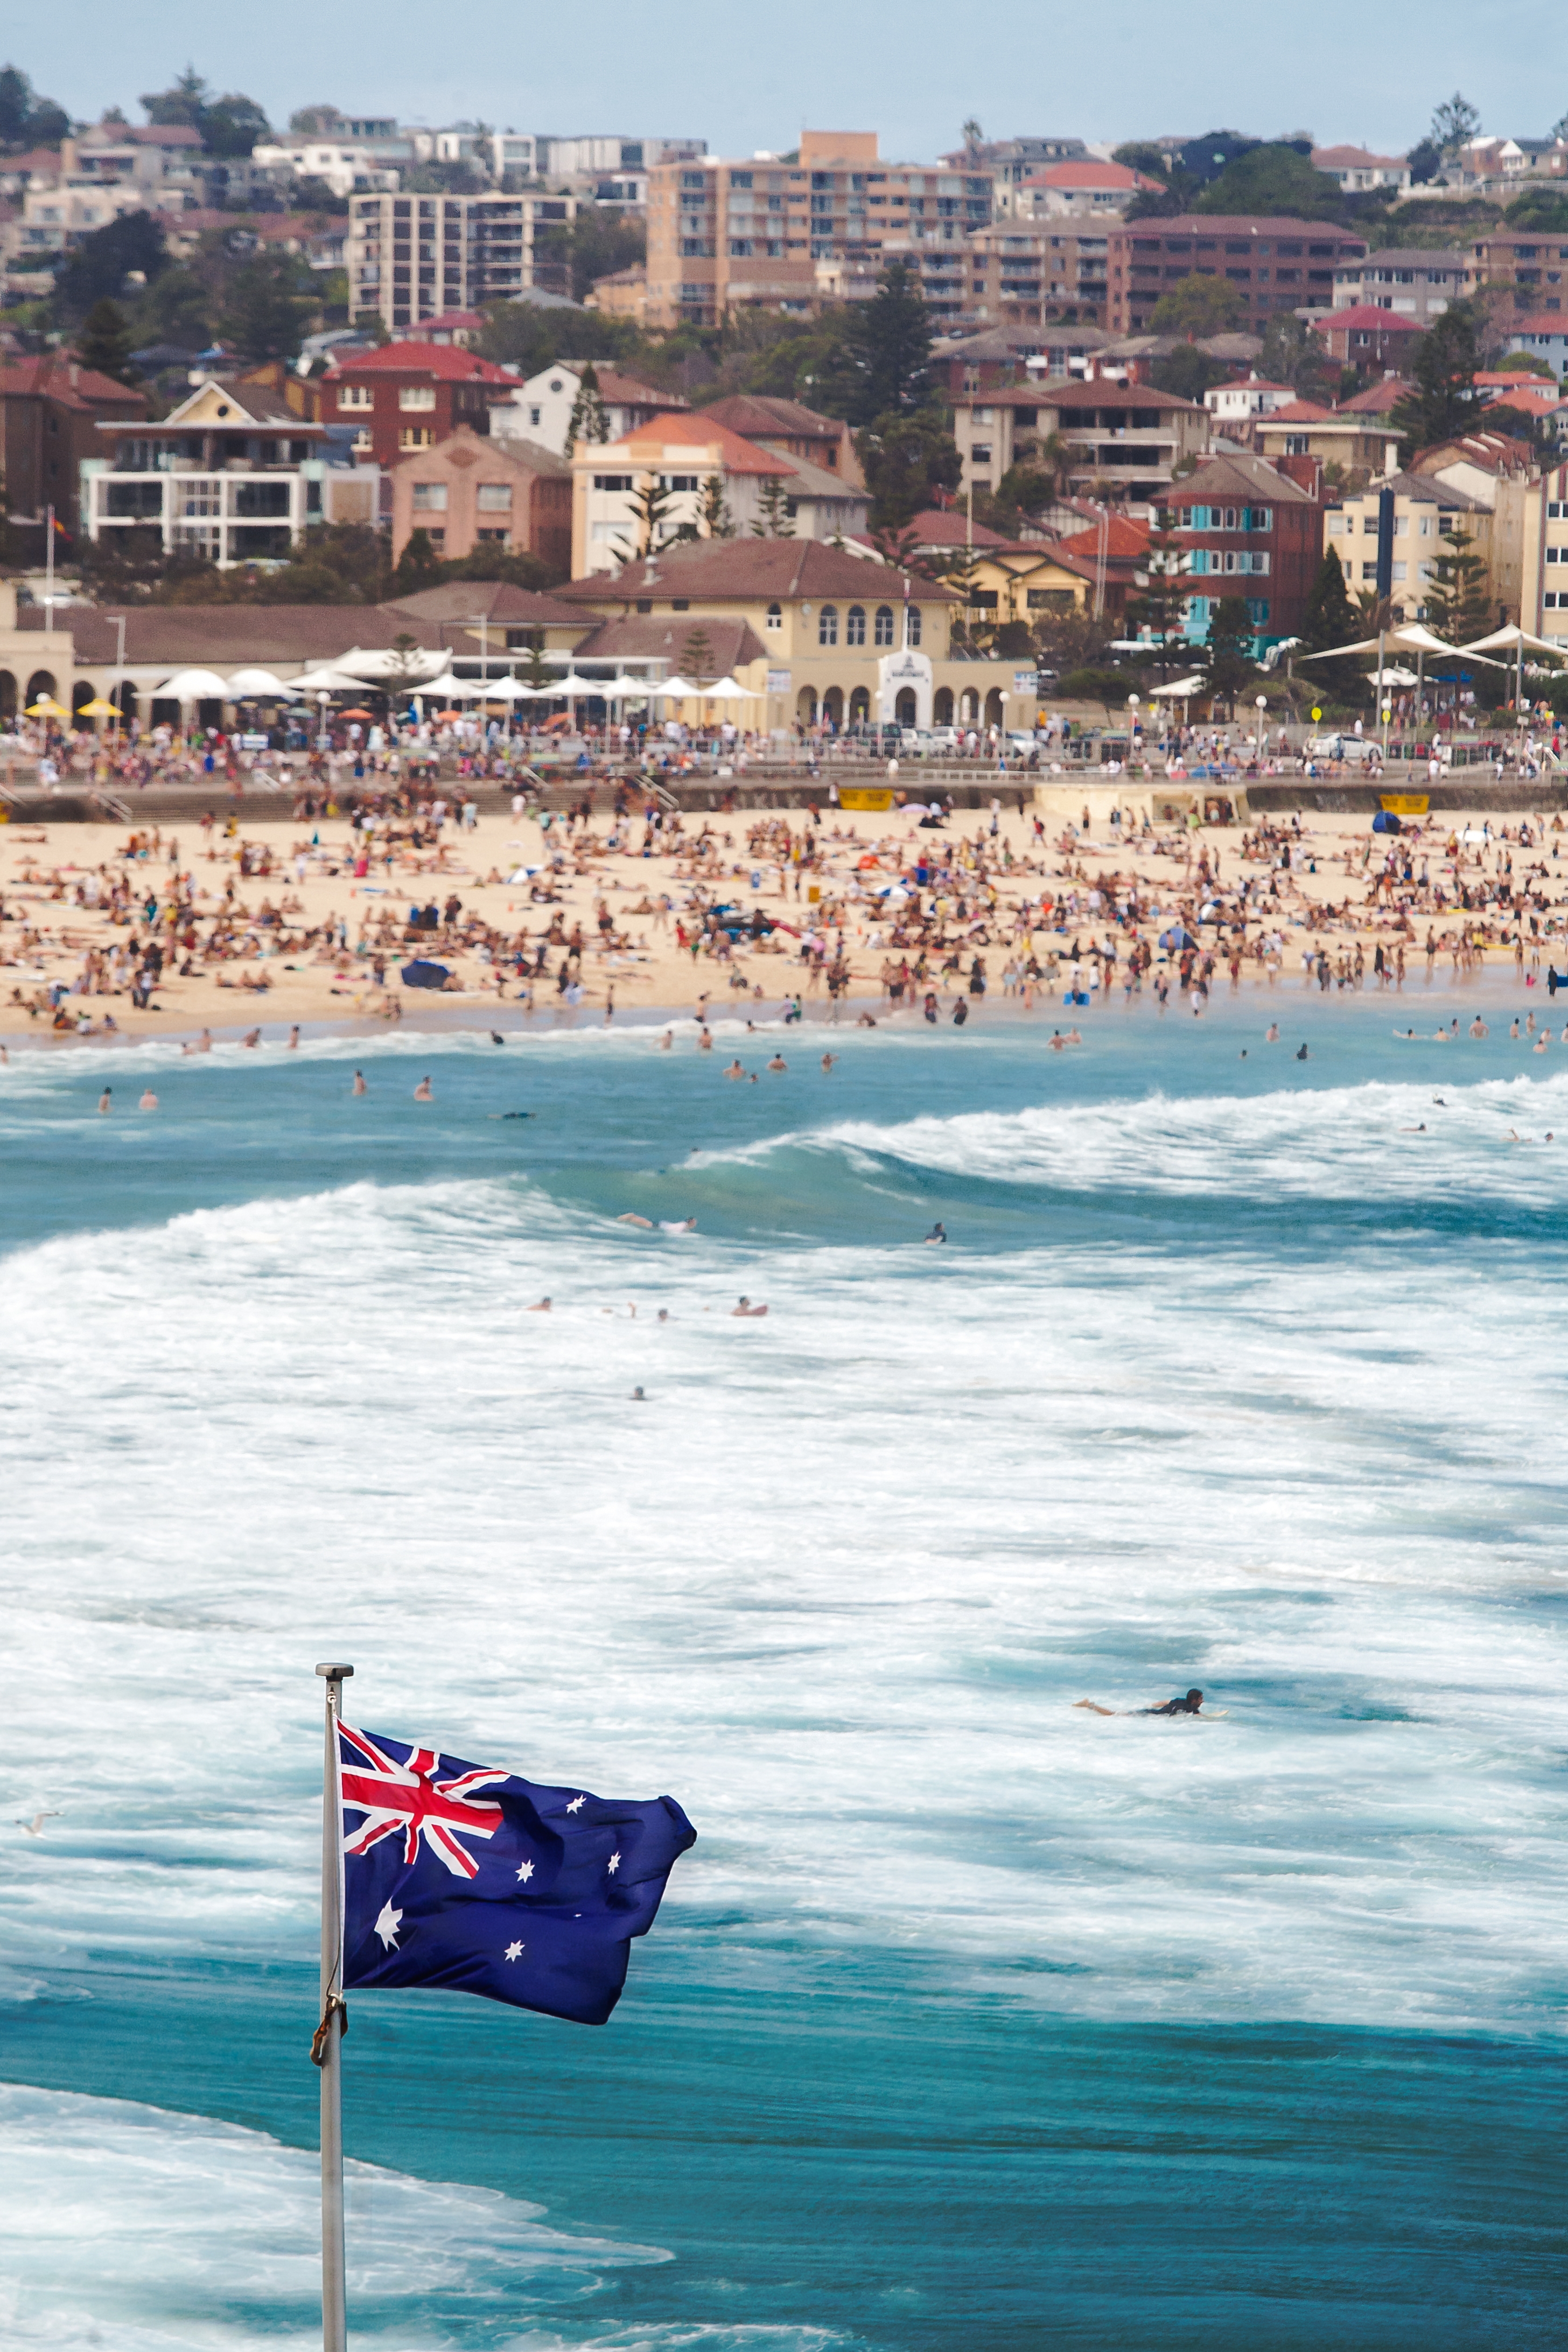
[339,1721,506,1879]
[335,1718,696,2026]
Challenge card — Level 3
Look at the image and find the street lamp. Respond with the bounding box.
[317,689,332,752]
[1254,691,1267,766]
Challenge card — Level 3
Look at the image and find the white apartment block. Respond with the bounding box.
[347,190,577,331]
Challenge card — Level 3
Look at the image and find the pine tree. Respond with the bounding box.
[393,529,445,596]
[1391,305,1481,456]
[1300,546,1362,701]
[563,362,609,454]
[752,475,796,538]
[76,299,138,386]
[676,626,715,685]
[1424,527,1493,641]
[612,473,680,565]
[1203,597,1257,700]
[1128,524,1189,663]
[698,473,734,538]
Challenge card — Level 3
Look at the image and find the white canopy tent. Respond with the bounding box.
[225,667,303,698]
[155,667,231,701]
[1149,675,1207,697]
[336,647,452,687]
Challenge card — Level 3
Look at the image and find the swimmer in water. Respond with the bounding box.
[631,1385,646,1400]
[352,1069,366,1095]
[820,1053,838,1072]
[1401,1122,1427,1132]
[97,1087,112,1114]
[287,1025,300,1049]
[1295,1044,1309,1060]
[138,1088,158,1110]
[659,1217,697,1232]
[1265,1023,1279,1043]
[698,1027,714,1053]
[1471,1016,1489,1039]
[617,1214,654,1228]
[767,1053,787,1072]
[242,1027,261,1048]
[724,1059,745,1079]
[731,1296,769,1317]
[660,1030,673,1052]
[1075,1688,1206,1718]
[412,1075,433,1100]
[526,1297,551,1311]
[925,1221,947,1244]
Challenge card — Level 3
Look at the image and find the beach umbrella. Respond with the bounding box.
[156,667,231,700]
[702,675,752,701]
[338,646,451,686]
[25,695,69,719]
[655,676,695,698]
[555,673,597,695]
[226,667,302,697]
[400,959,451,990]
[75,696,122,719]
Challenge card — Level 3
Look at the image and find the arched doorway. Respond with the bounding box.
[24,669,56,715]
[796,685,818,725]
[0,671,15,722]
[959,687,979,725]
[984,687,1005,727]
[933,686,954,725]
[73,680,97,723]
[112,681,138,725]
[849,685,870,726]
[895,687,917,727]
[821,684,844,731]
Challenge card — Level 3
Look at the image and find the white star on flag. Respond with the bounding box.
[374,1900,403,1950]
[607,1851,621,1875]
[504,1940,524,1962]
[566,1795,586,1814]
[515,1859,534,1882]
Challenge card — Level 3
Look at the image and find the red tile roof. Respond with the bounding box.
[1055,514,1152,560]
[1025,160,1160,192]
[1318,305,1422,332]
[1338,377,1408,413]
[327,344,516,386]
[0,356,147,413]
[608,412,793,476]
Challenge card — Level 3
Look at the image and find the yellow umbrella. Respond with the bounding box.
[25,696,69,719]
[77,696,123,719]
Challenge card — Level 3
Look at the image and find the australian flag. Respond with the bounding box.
[337,1721,696,2026]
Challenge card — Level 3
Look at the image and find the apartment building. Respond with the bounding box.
[953,380,1208,499]
[962,222,1109,325]
[1517,460,1568,640]
[1316,305,1423,369]
[347,190,577,332]
[1331,248,1464,323]
[1467,230,1568,320]
[392,423,570,571]
[1105,216,1368,335]
[1311,146,1412,195]
[1252,400,1399,480]
[1505,313,1568,376]
[323,342,520,472]
[0,353,146,540]
[943,137,1089,186]
[569,411,870,576]
[1154,452,1325,644]
[82,376,379,568]
[929,325,1111,394]
[996,161,1163,221]
[643,131,991,330]
[253,129,414,198]
[1323,471,1499,626]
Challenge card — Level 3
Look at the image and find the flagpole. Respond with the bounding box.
[315,1661,353,2352]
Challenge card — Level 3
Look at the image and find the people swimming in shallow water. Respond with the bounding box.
[1074,1688,1206,1718]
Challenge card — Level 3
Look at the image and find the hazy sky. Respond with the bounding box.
[6,0,1558,161]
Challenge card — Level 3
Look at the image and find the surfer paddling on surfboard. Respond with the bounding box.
[1075,1688,1216,1718]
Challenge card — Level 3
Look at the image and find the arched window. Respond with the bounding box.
[818,604,838,646]
[845,604,866,645]
[874,604,894,646]
[904,605,922,647]
[765,601,782,632]
[849,685,870,723]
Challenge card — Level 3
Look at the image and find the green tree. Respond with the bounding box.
[1390,302,1482,452]
[1494,347,1556,376]
[830,260,932,425]
[698,473,734,538]
[442,544,562,590]
[478,300,639,376]
[1149,272,1245,336]
[393,530,445,596]
[199,93,271,158]
[556,209,646,303]
[563,361,610,452]
[1406,138,1442,185]
[1258,310,1337,404]
[1424,527,1493,640]
[676,625,715,684]
[961,118,984,152]
[1128,524,1190,663]
[613,473,680,563]
[1431,93,1482,156]
[76,298,139,384]
[856,409,962,533]
[1112,141,1170,178]
[52,211,169,321]
[1502,187,1568,234]
[1299,546,1363,697]
[135,264,214,348]
[751,475,796,537]
[1203,596,1257,697]
[1149,344,1230,403]
[1194,143,1344,220]
[0,63,69,148]
[218,252,317,362]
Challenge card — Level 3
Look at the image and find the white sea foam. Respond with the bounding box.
[2,1135,1565,2034]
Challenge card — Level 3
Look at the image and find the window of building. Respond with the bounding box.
[475,527,510,544]
[845,604,866,645]
[528,405,542,425]
[905,605,921,647]
[659,473,699,491]
[476,483,512,510]
[337,385,373,411]
[399,386,437,411]
[765,601,782,631]
[874,604,894,646]
[1284,434,1309,456]
[411,482,447,510]
[818,604,838,646]
[971,444,992,464]
[399,427,436,451]
[593,473,634,491]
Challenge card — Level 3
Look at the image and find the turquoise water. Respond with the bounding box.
[2,995,1565,2348]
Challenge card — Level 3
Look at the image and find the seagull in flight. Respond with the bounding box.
[14,1812,59,1836]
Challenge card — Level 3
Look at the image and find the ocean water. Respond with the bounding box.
[2,993,1565,2349]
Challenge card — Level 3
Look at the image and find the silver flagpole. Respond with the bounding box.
[315,1662,353,2352]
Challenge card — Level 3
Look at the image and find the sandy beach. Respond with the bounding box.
[2,787,1562,1046]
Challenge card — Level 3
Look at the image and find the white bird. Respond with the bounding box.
[15,1812,60,1836]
